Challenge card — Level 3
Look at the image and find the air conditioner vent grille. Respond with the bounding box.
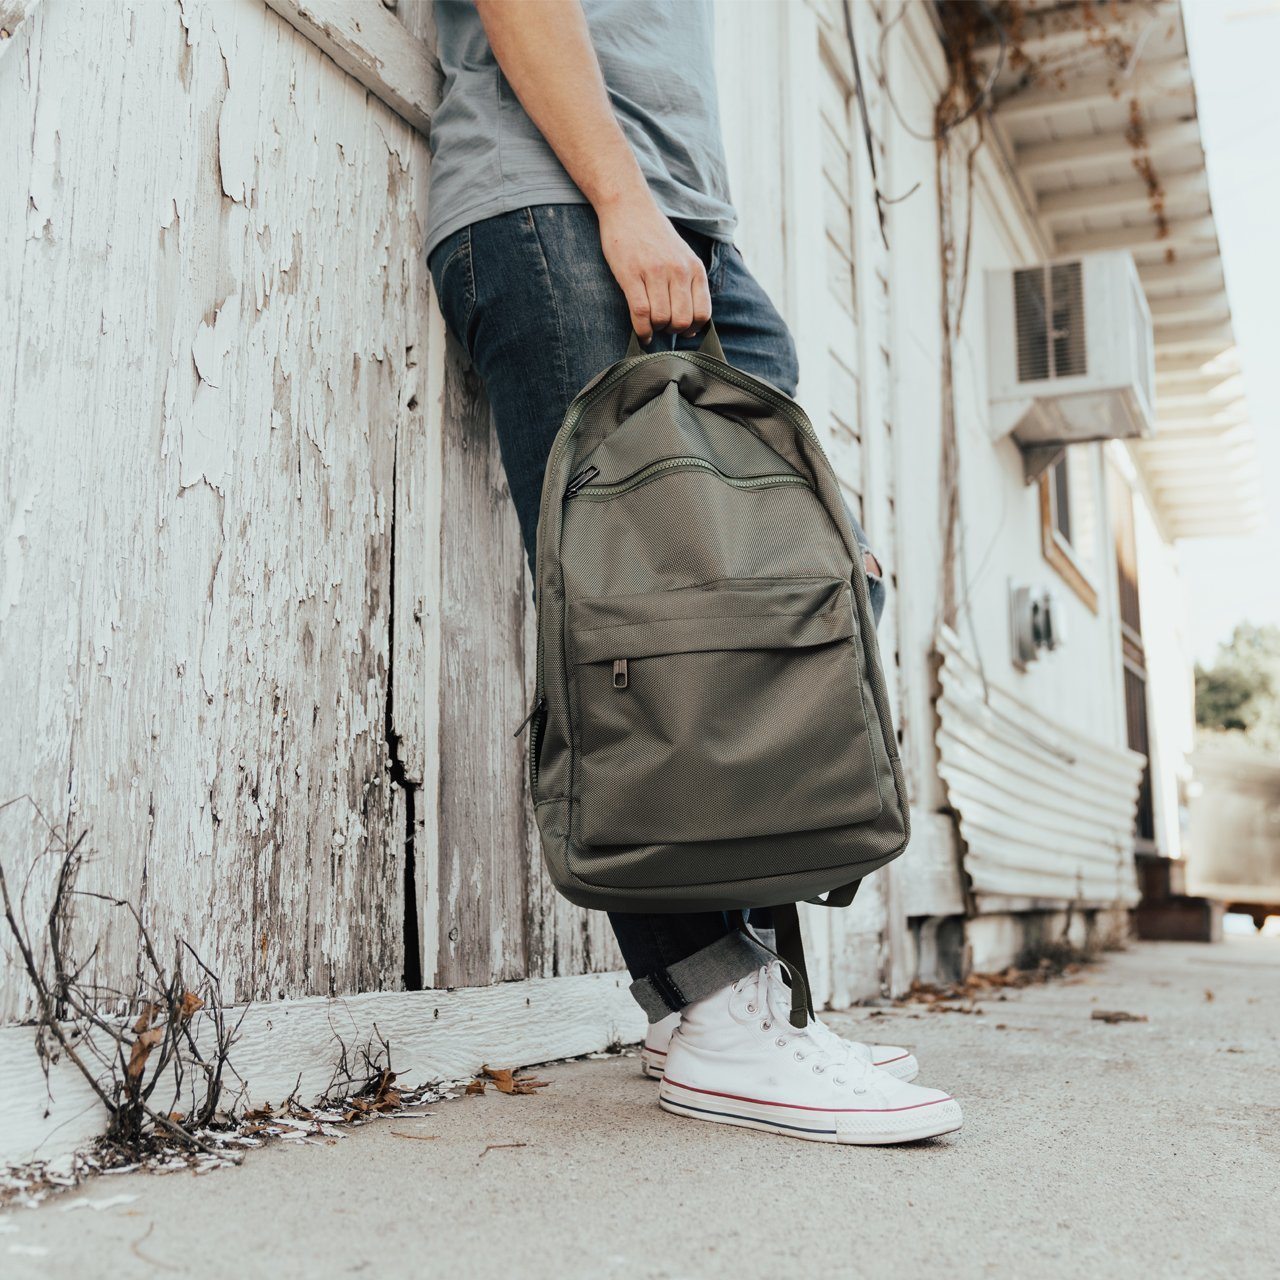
[1014,261,1087,383]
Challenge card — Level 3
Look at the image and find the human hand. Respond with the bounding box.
[597,195,712,341]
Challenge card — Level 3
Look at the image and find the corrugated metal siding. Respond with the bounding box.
[935,628,1144,908]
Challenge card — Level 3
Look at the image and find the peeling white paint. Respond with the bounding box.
[191,297,236,388]
[0,481,39,626]
[0,0,622,1030]
[0,0,431,1019]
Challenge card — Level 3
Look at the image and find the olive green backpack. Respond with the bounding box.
[521,324,910,1024]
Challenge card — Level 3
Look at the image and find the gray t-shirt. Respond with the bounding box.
[425,0,738,258]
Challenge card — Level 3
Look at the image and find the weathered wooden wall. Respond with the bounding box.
[1,0,416,1016]
[1,0,1156,1041]
[0,0,621,1026]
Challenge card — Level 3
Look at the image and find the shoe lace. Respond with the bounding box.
[734,964,872,1090]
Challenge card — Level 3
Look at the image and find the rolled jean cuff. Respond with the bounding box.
[628,929,772,1023]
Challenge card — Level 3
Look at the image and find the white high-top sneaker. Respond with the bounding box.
[640,970,919,1082]
[658,965,962,1145]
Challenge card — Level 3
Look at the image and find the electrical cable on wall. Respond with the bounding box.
[841,0,922,251]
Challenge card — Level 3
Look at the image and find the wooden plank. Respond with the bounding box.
[1153,304,1235,339]
[820,116,851,193]
[1039,172,1209,224]
[0,971,644,1168]
[975,0,1180,61]
[994,56,1191,123]
[1056,214,1218,259]
[388,0,436,46]
[262,0,442,135]
[0,0,434,1019]
[434,351,532,987]
[824,176,855,262]
[1016,119,1202,177]
[826,239,855,317]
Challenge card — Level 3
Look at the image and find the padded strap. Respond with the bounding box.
[625,321,725,363]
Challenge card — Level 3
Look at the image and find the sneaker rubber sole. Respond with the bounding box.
[658,1076,962,1145]
[640,1046,666,1079]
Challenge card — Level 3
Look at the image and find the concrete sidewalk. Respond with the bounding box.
[4,938,1278,1279]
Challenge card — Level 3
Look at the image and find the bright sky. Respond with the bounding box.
[1177,0,1280,663]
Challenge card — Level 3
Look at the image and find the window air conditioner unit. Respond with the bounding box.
[986,252,1154,483]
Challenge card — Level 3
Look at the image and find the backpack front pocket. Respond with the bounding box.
[568,578,883,848]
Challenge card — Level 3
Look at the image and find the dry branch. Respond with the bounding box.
[0,797,244,1163]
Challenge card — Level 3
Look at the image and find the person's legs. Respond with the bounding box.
[428,204,768,1022]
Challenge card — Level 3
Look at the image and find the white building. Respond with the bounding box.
[0,0,1257,1164]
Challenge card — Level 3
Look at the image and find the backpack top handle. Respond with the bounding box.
[626,320,726,364]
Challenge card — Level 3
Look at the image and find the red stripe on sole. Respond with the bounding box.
[661,1075,952,1115]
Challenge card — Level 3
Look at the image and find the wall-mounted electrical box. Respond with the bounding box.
[1010,582,1065,670]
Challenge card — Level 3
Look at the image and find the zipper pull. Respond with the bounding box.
[612,659,629,689]
[512,695,546,738]
[564,465,600,499]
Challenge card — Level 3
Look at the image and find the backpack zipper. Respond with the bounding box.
[563,464,600,498]
[565,455,811,500]
[512,695,546,739]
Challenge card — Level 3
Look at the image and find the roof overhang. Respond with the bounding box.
[976,0,1261,539]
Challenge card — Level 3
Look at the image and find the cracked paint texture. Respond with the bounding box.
[0,0,624,1022]
[0,0,427,1016]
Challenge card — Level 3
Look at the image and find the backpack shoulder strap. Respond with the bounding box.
[733,879,865,1029]
[733,903,813,1030]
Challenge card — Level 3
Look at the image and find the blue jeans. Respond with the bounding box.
[429,204,883,1021]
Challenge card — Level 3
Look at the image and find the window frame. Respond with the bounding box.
[1038,458,1099,615]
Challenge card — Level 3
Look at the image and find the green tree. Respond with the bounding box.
[1195,623,1280,751]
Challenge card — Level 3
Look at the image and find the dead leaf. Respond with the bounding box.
[464,1080,486,1096]
[178,991,204,1022]
[901,958,1094,1009]
[127,1027,165,1081]
[481,1065,551,1095]
[1091,1010,1148,1024]
[131,1002,162,1035]
[370,1070,402,1111]
[483,1066,517,1093]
